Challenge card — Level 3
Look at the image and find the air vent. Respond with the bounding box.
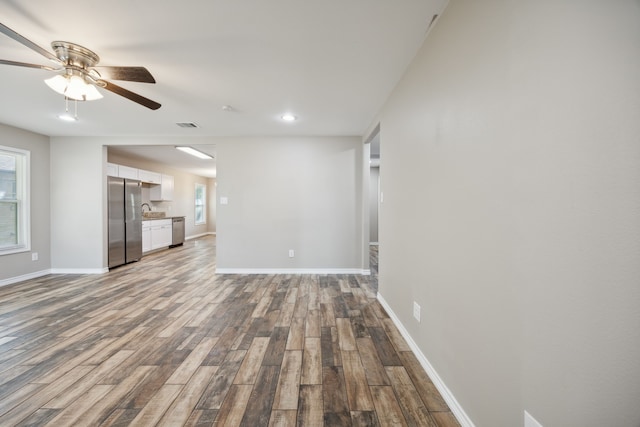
[176,122,199,128]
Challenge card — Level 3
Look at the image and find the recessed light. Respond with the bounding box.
[281,114,297,122]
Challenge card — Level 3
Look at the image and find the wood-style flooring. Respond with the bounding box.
[0,236,459,426]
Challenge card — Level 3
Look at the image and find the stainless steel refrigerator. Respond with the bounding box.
[108,177,142,268]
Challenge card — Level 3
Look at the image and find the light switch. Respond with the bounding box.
[220,197,228,205]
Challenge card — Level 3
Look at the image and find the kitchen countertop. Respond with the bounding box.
[142,216,185,221]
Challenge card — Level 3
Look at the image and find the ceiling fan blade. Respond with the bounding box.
[0,22,61,65]
[98,80,161,110]
[0,58,60,71]
[92,66,156,83]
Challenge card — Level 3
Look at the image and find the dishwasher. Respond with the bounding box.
[171,217,185,246]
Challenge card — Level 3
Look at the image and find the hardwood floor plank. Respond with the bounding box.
[369,385,408,427]
[356,337,390,386]
[129,384,183,426]
[233,336,270,384]
[351,410,380,427]
[263,326,290,366]
[297,384,323,426]
[368,327,402,366]
[158,366,218,426]
[431,411,463,427]
[213,384,253,426]
[273,350,303,410]
[240,365,280,426]
[269,409,297,427]
[341,351,374,411]
[385,366,438,427]
[166,336,218,384]
[301,337,322,385]
[323,366,350,417]
[381,318,411,352]
[196,350,245,410]
[336,318,357,351]
[286,317,305,350]
[397,351,450,412]
[305,308,321,337]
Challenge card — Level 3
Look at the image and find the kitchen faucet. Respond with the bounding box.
[141,203,151,213]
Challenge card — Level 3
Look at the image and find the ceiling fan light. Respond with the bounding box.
[44,74,103,101]
[44,75,68,96]
[80,82,103,101]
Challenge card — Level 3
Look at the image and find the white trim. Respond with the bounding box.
[216,268,370,275]
[369,242,379,246]
[377,293,475,427]
[50,268,108,275]
[0,269,51,288]
[524,411,543,427]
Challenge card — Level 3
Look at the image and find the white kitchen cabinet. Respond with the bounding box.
[142,221,152,253]
[150,219,172,250]
[118,165,139,180]
[138,169,162,184]
[106,162,119,177]
[150,174,174,201]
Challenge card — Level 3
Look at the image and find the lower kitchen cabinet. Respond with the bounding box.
[142,219,172,253]
[142,221,151,252]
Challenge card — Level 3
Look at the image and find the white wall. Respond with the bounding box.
[0,124,50,283]
[216,136,365,272]
[377,1,640,426]
[49,137,105,272]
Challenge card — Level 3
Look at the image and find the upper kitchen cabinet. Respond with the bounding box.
[138,169,162,184]
[107,162,119,177]
[150,174,174,201]
[117,165,139,180]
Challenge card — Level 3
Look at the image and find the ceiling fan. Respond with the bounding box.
[0,22,161,110]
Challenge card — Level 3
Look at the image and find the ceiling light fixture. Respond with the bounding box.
[175,146,214,160]
[45,73,103,101]
[281,113,297,122]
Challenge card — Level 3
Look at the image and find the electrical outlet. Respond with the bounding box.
[413,301,421,322]
[288,249,295,258]
[31,252,38,261]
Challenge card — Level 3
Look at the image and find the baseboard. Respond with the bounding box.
[0,269,52,288]
[377,293,475,427]
[49,268,108,275]
[216,268,370,275]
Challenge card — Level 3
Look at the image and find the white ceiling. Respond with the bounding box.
[0,0,445,177]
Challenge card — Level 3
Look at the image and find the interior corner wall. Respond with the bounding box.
[377,1,640,426]
[50,137,105,272]
[216,136,363,271]
[0,124,50,282]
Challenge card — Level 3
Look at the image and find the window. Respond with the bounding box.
[0,145,30,255]
[195,183,206,225]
